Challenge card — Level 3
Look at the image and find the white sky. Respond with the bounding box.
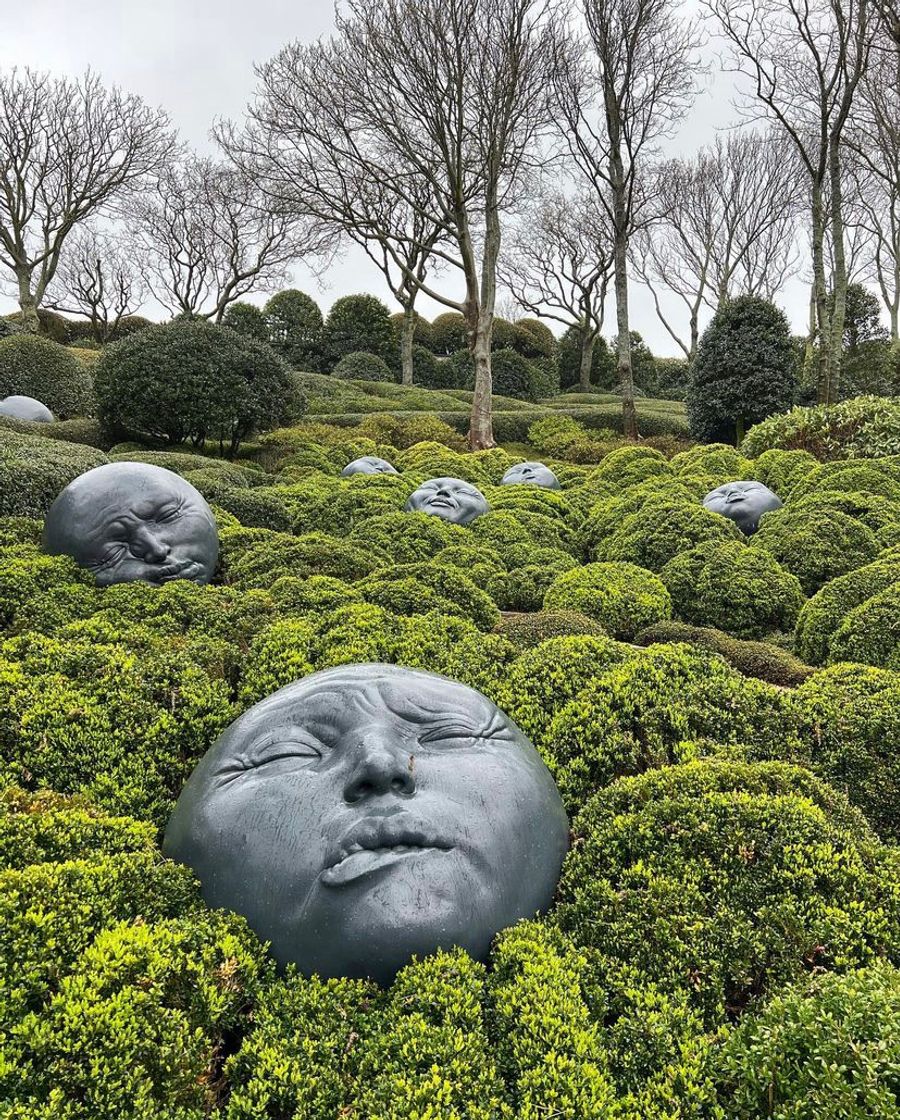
[0,0,824,356]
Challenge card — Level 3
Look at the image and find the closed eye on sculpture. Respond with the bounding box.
[418,720,509,746]
[230,735,326,774]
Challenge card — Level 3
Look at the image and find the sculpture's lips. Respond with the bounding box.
[425,496,456,510]
[153,558,202,582]
[724,495,746,504]
[321,818,452,887]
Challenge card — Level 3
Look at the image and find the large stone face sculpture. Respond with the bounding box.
[404,477,489,526]
[501,461,561,489]
[164,664,569,985]
[703,480,783,536]
[341,455,399,477]
[0,394,54,422]
[43,462,219,586]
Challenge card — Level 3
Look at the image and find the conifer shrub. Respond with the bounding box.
[752,507,880,595]
[0,427,108,517]
[718,962,900,1120]
[556,760,900,1026]
[0,334,94,418]
[661,539,805,638]
[544,561,672,640]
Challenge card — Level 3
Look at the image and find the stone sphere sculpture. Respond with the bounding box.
[0,394,54,422]
[164,664,569,985]
[404,477,489,526]
[501,461,561,489]
[43,462,219,586]
[703,480,783,536]
[341,455,399,477]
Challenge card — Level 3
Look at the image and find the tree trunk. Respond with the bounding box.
[16,274,40,334]
[468,307,495,449]
[810,182,832,403]
[802,283,818,390]
[608,115,637,440]
[826,140,848,403]
[579,329,597,391]
[400,304,416,386]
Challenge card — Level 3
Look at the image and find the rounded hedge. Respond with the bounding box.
[0,335,93,419]
[0,429,109,519]
[322,294,395,368]
[264,288,323,370]
[221,301,269,342]
[752,507,880,595]
[794,556,900,665]
[94,320,296,455]
[661,539,805,638]
[543,561,672,640]
[331,350,396,382]
[742,396,900,461]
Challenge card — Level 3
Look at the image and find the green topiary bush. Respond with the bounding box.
[429,312,469,355]
[94,320,296,456]
[556,760,900,1026]
[661,539,805,638]
[742,395,900,460]
[687,296,796,445]
[356,562,500,630]
[0,428,109,518]
[331,350,396,382]
[322,294,395,368]
[717,961,900,1120]
[543,561,672,640]
[224,530,388,589]
[348,511,465,565]
[264,288,324,370]
[495,610,610,649]
[752,506,880,595]
[0,334,93,418]
[221,301,270,342]
[750,447,819,496]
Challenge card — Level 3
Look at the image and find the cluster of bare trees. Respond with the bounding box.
[0,0,897,444]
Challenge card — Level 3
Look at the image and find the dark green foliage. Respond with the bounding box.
[0,334,94,418]
[752,506,880,595]
[221,301,270,342]
[390,309,435,351]
[742,396,900,460]
[613,331,657,394]
[635,620,815,685]
[661,540,804,638]
[792,663,900,841]
[332,350,396,382]
[718,962,900,1120]
[323,294,395,368]
[514,317,557,358]
[556,760,900,1026]
[750,447,819,495]
[485,552,578,613]
[408,344,441,387]
[558,325,616,390]
[544,561,672,640]
[0,428,109,518]
[687,296,796,444]
[429,311,469,355]
[95,320,295,456]
[263,288,324,370]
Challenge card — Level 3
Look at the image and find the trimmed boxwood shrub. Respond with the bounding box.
[264,288,324,370]
[0,429,108,518]
[750,447,819,496]
[356,562,500,631]
[221,300,269,342]
[429,312,469,355]
[589,445,673,489]
[331,351,396,382]
[717,962,900,1120]
[348,511,465,565]
[495,610,609,649]
[322,294,395,368]
[661,540,805,638]
[224,530,388,589]
[636,620,815,686]
[787,459,900,503]
[792,663,900,841]
[485,553,578,613]
[669,442,751,480]
[543,561,672,640]
[0,334,93,418]
[555,760,900,1026]
[752,507,880,595]
[95,320,296,456]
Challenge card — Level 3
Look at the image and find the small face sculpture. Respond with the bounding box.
[703,480,783,536]
[43,462,219,586]
[0,394,54,423]
[341,456,399,477]
[404,477,489,526]
[163,664,569,985]
[501,461,561,490]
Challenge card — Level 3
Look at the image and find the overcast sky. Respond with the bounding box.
[0,0,820,356]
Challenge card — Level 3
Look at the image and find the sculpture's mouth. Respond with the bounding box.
[152,558,202,582]
[725,495,746,504]
[322,818,452,886]
[426,496,456,511]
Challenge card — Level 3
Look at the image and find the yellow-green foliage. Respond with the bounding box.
[543,561,672,640]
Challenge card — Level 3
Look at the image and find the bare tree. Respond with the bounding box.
[873,0,900,44]
[0,68,173,333]
[46,225,147,343]
[499,189,614,389]
[238,0,555,448]
[551,0,701,438]
[130,155,327,322]
[708,0,876,403]
[633,131,801,360]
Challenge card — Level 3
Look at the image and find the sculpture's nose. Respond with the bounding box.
[343,728,416,803]
[130,523,170,564]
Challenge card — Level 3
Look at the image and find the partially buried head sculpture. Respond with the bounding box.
[43,461,219,586]
[341,455,399,477]
[164,664,569,985]
[703,480,783,536]
[501,461,560,489]
[0,394,54,423]
[405,477,489,526]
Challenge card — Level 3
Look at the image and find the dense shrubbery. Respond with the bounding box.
[331,350,395,382]
[322,294,395,369]
[0,334,94,418]
[0,429,109,518]
[543,561,671,640]
[752,505,880,594]
[743,395,900,460]
[264,288,324,370]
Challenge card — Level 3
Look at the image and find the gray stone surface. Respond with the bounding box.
[0,394,54,422]
[501,461,560,489]
[341,455,399,477]
[43,461,219,585]
[703,480,783,536]
[164,664,569,985]
[404,477,489,525]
